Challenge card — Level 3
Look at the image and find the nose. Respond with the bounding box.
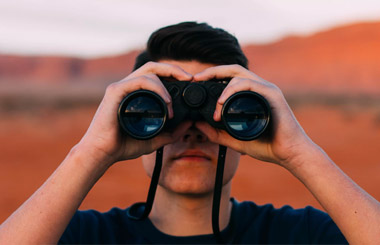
[182,123,208,143]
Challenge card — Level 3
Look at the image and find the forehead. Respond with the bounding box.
[158,60,216,75]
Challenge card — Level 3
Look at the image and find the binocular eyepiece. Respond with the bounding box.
[118,79,271,141]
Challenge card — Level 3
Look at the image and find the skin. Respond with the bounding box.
[141,61,241,235]
[0,60,379,244]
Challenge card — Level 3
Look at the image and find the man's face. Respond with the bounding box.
[141,60,241,195]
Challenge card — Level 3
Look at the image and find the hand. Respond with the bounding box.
[76,62,193,169]
[193,65,315,169]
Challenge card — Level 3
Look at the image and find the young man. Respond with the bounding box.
[1,22,379,244]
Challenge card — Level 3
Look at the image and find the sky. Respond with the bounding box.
[0,0,380,58]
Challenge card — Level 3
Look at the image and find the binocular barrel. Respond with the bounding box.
[118,80,271,141]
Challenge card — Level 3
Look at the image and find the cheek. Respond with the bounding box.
[223,149,241,184]
[141,152,156,178]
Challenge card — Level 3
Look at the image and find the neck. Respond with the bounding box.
[149,184,233,236]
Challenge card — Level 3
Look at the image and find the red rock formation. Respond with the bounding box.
[0,22,379,94]
[243,22,380,95]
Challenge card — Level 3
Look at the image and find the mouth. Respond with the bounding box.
[173,150,212,162]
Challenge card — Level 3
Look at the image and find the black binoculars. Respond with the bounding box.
[118,79,271,141]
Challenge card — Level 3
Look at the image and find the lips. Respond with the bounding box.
[173,149,212,161]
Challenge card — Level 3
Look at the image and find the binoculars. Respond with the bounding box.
[118,79,271,141]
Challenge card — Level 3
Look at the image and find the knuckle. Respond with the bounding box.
[229,82,240,90]
[230,64,245,72]
[140,74,154,82]
[227,77,242,86]
[230,64,242,69]
[139,61,158,72]
[131,75,157,88]
[267,83,283,97]
[105,82,118,94]
[268,82,281,93]
[241,78,252,86]
[144,61,157,68]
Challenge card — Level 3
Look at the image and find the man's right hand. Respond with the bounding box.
[75,61,194,171]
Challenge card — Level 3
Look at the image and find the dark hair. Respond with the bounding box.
[133,22,248,70]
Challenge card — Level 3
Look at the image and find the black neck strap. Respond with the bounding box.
[127,147,163,220]
[127,145,228,244]
[212,145,227,243]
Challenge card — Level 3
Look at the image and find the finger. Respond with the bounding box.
[196,121,269,158]
[213,77,269,121]
[194,64,252,81]
[152,121,193,148]
[131,61,193,81]
[213,100,223,121]
[127,75,174,118]
[121,121,192,160]
[195,121,243,151]
[116,75,171,101]
[106,75,175,118]
[217,77,267,104]
[166,101,174,119]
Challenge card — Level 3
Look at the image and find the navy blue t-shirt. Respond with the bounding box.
[59,198,347,244]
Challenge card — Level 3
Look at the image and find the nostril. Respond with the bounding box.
[182,132,207,142]
[197,134,204,141]
[182,123,208,142]
[183,134,191,141]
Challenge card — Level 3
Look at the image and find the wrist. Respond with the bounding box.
[68,142,115,178]
[279,139,326,174]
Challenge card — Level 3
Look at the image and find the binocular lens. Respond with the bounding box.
[222,92,270,140]
[118,91,167,140]
[118,88,270,141]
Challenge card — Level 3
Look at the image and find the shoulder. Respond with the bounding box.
[230,198,347,244]
[235,199,328,224]
[68,207,131,230]
[59,207,142,244]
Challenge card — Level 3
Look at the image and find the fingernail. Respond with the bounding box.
[185,72,193,79]
[193,73,202,80]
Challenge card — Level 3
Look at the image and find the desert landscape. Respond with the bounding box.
[0,21,380,223]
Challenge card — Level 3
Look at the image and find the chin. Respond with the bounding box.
[160,170,216,195]
[163,184,215,196]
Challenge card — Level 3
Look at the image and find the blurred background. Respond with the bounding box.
[1,0,380,223]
